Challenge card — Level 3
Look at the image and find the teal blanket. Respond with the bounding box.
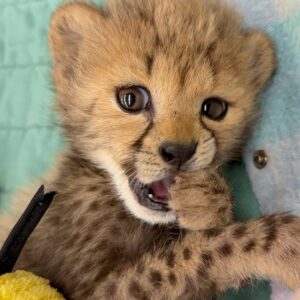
[0,0,64,209]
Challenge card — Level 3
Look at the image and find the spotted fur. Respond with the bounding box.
[1,0,300,299]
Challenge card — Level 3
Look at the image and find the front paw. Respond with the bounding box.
[266,215,300,290]
[169,170,232,231]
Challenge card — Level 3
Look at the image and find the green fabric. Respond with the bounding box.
[221,163,271,299]
[0,0,269,299]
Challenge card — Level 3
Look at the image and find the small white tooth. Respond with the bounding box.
[148,193,155,200]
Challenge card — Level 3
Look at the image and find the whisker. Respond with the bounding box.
[140,161,161,168]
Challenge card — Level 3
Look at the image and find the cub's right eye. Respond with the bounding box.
[117,86,150,113]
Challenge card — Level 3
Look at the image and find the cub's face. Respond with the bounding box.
[49,0,275,224]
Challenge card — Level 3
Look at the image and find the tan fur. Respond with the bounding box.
[2,1,300,300]
[169,170,233,231]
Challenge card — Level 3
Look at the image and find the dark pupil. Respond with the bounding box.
[205,101,223,118]
[123,93,136,108]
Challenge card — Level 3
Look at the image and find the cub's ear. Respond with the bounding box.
[243,30,276,92]
[49,2,102,63]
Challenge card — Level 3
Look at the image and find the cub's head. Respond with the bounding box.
[49,0,275,224]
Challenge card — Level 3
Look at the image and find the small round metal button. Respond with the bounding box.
[253,150,268,169]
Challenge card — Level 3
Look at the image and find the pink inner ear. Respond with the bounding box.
[56,19,83,48]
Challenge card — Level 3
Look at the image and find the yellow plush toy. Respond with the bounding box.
[0,271,64,300]
[0,187,65,300]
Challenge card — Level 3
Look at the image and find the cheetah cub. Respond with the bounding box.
[5,0,300,299]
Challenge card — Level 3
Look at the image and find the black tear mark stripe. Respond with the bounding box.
[121,121,154,178]
[132,120,154,152]
[121,159,136,178]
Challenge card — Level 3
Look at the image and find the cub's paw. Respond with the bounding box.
[263,214,300,290]
[169,170,232,231]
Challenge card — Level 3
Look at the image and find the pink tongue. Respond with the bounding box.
[149,180,169,200]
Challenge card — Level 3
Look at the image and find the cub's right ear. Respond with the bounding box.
[243,30,276,92]
[49,2,102,64]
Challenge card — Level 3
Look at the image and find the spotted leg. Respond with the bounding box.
[86,214,300,300]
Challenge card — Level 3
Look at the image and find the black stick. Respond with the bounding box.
[0,185,56,275]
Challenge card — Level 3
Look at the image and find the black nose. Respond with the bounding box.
[159,141,197,166]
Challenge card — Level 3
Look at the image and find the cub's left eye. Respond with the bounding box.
[201,97,228,121]
[117,86,150,113]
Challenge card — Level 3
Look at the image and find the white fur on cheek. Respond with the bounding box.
[89,150,176,225]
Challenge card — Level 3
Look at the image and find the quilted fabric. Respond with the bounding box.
[226,2,300,299]
[0,0,64,209]
[0,0,271,299]
[236,0,300,217]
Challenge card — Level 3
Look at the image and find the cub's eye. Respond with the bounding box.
[117,86,150,113]
[201,97,228,121]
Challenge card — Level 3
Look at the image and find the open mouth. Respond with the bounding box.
[129,176,175,212]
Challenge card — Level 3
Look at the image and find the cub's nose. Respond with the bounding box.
[159,141,197,167]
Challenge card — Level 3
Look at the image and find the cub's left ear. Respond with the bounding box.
[49,2,103,64]
[243,30,276,92]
